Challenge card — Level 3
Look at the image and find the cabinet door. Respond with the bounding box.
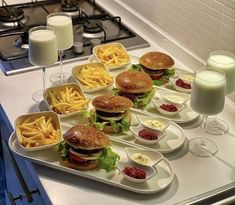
[0,105,51,205]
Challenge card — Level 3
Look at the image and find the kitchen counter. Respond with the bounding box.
[1,1,235,204]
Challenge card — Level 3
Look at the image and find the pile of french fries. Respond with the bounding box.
[46,86,89,114]
[74,64,113,90]
[96,45,129,67]
[16,116,61,148]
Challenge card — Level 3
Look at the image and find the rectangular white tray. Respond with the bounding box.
[9,132,174,194]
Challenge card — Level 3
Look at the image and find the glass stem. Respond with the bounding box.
[59,50,63,84]
[42,66,46,91]
[213,115,217,126]
[201,116,208,146]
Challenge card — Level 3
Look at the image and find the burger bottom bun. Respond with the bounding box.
[63,159,99,170]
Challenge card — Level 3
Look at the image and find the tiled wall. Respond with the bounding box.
[120,0,235,62]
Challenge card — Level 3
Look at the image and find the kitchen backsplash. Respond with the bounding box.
[119,0,235,63]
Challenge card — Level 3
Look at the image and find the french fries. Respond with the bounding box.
[16,116,61,148]
[96,44,129,67]
[46,85,89,115]
[74,64,113,90]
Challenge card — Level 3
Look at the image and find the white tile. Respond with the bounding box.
[199,1,223,20]
[224,0,235,10]
[222,15,235,27]
[222,23,235,36]
[199,0,224,12]
[224,6,235,18]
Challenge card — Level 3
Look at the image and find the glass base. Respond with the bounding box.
[49,71,70,85]
[32,89,44,103]
[188,137,218,157]
[205,117,229,135]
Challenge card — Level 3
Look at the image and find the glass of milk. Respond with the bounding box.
[189,69,226,157]
[206,50,235,135]
[29,26,58,102]
[47,12,74,84]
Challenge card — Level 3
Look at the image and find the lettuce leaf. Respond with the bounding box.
[58,141,70,160]
[99,147,120,172]
[133,88,156,108]
[90,109,130,133]
[131,64,142,71]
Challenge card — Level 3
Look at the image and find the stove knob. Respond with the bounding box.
[90,39,102,50]
[72,42,84,54]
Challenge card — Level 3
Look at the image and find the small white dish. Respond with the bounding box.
[153,98,185,117]
[71,62,114,93]
[158,89,190,104]
[136,115,170,131]
[130,124,166,145]
[93,42,131,70]
[116,160,156,183]
[169,77,192,93]
[125,147,163,167]
[15,111,62,151]
[43,83,89,118]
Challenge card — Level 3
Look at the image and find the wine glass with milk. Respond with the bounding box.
[206,50,235,135]
[29,26,58,102]
[189,69,226,157]
[47,12,74,84]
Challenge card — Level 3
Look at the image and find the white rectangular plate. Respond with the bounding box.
[9,132,174,194]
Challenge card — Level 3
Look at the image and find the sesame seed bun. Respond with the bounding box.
[115,70,153,93]
[139,52,175,70]
[92,95,133,113]
[63,125,109,150]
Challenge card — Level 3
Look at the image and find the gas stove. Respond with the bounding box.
[0,0,150,76]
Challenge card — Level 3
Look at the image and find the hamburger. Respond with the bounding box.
[113,70,155,108]
[58,125,119,171]
[133,51,175,86]
[90,95,133,134]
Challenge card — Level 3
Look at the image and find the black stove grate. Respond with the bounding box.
[0,0,150,75]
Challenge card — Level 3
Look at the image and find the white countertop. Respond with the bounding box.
[1,1,235,204]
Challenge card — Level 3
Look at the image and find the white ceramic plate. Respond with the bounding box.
[43,83,89,118]
[158,89,190,104]
[136,115,171,131]
[92,43,131,70]
[125,147,163,167]
[9,132,174,194]
[14,111,62,151]
[116,160,156,183]
[152,98,186,117]
[130,124,166,145]
[71,62,114,93]
[169,77,192,93]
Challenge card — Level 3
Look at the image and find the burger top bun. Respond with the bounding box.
[139,52,175,70]
[115,70,153,93]
[63,125,109,150]
[92,95,133,113]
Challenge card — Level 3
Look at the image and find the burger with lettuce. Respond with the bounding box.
[113,70,155,108]
[58,125,119,171]
[90,95,133,134]
[132,51,175,86]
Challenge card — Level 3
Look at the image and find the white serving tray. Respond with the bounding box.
[9,132,174,194]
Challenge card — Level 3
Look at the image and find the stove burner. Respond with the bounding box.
[15,31,29,49]
[84,19,103,34]
[0,7,24,22]
[61,1,78,12]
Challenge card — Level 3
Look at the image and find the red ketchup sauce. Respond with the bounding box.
[160,103,178,112]
[138,129,158,140]
[123,166,146,179]
[175,79,192,89]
